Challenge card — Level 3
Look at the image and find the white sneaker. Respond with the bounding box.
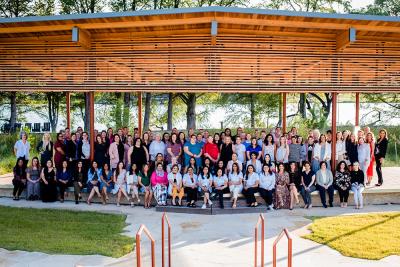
[269,205,275,210]
[130,202,134,207]
[117,203,120,207]
[201,204,207,209]
[208,200,213,206]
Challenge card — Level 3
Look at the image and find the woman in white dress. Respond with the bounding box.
[228,162,243,208]
[126,163,139,206]
[198,166,213,209]
[112,161,131,207]
[262,134,276,162]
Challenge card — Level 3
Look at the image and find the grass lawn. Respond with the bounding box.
[303,212,400,260]
[0,206,134,257]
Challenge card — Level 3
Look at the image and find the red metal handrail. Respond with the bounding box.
[161,212,172,267]
[136,224,156,267]
[254,213,265,267]
[273,228,293,267]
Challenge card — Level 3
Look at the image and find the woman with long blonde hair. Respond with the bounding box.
[36,132,53,167]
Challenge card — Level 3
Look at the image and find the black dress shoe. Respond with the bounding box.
[375,183,382,187]
[323,204,328,208]
[329,202,333,207]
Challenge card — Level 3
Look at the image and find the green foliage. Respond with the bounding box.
[258,0,351,12]
[0,206,134,257]
[353,0,400,16]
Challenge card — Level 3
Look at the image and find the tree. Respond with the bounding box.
[59,0,104,14]
[143,93,152,131]
[354,0,400,16]
[110,0,151,11]
[46,92,62,132]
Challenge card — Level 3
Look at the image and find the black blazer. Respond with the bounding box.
[374,138,388,159]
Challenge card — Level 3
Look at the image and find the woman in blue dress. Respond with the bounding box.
[100,162,114,203]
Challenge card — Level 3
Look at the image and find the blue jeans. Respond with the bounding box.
[300,185,316,205]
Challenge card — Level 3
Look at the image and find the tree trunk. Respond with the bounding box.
[143,93,151,131]
[47,93,59,132]
[167,93,173,130]
[84,93,90,132]
[123,92,130,127]
[115,93,122,129]
[250,94,255,128]
[299,93,306,118]
[186,93,196,130]
[9,92,17,132]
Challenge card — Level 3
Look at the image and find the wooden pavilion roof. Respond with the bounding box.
[1,6,400,93]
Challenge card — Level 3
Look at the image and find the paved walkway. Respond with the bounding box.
[0,198,399,267]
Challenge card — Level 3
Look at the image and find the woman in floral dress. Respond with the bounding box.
[274,163,290,209]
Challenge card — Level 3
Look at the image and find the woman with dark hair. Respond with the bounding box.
[12,158,26,200]
[162,132,170,145]
[166,133,182,164]
[54,132,66,171]
[86,161,103,205]
[351,161,365,209]
[228,162,243,208]
[263,154,276,171]
[300,161,316,209]
[246,152,262,174]
[40,160,57,202]
[374,129,388,186]
[312,134,331,173]
[94,134,108,169]
[213,168,228,209]
[183,166,198,207]
[128,138,149,173]
[262,134,275,162]
[26,157,41,200]
[73,161,85,204]
[213,132,221,147]
[345,133,358,169]
[65,133,79,170]
[100,162,114,203]
[168,164,184,206]
[198,166,213,209]
[56,160,71,203]
[184,156,198,175]
[109,134,125,171]
[78,131,91,173]
[315,161,334,208]
[224,128,232,137]
[151,162,169,206]
[138,163,152,209]
[246,137,262,161]
[242,164,259,207]
[259,164,275,210]
[143,132,151,151]
[334,160,351,208]
[274,163,290,209]
[112,161,131,207]
[288,161,301,210]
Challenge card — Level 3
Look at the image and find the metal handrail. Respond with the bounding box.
[136,224,156,267]
[161,212,172,267]
[273,228,293,267]
[254,213,265,267]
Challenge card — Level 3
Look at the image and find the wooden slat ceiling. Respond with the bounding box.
[0,7,400,93]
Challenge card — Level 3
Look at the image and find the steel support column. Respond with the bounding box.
[66,92,71,129]
[355,93,360,127]
[138,92,143,137]
[89,91,95,161]
[331,92,338,170]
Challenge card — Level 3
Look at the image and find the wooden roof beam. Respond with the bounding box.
[72,26,91,49]
[336,27,356,51]
[211,20,218,46]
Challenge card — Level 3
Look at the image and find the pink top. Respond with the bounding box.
[151,171,168,187]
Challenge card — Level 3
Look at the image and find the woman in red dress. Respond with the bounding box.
[366,132,375,186]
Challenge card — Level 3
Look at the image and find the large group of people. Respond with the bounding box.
[12,125,388,210]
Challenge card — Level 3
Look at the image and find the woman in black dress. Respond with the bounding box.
[374,129,388,186]
[220,135,234,168]
[36,132,53,167]
[94,134,108,168]
[40,160,58,202]
[128,138,149,173]
[288,161,301,210]
[12,158,26,200]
